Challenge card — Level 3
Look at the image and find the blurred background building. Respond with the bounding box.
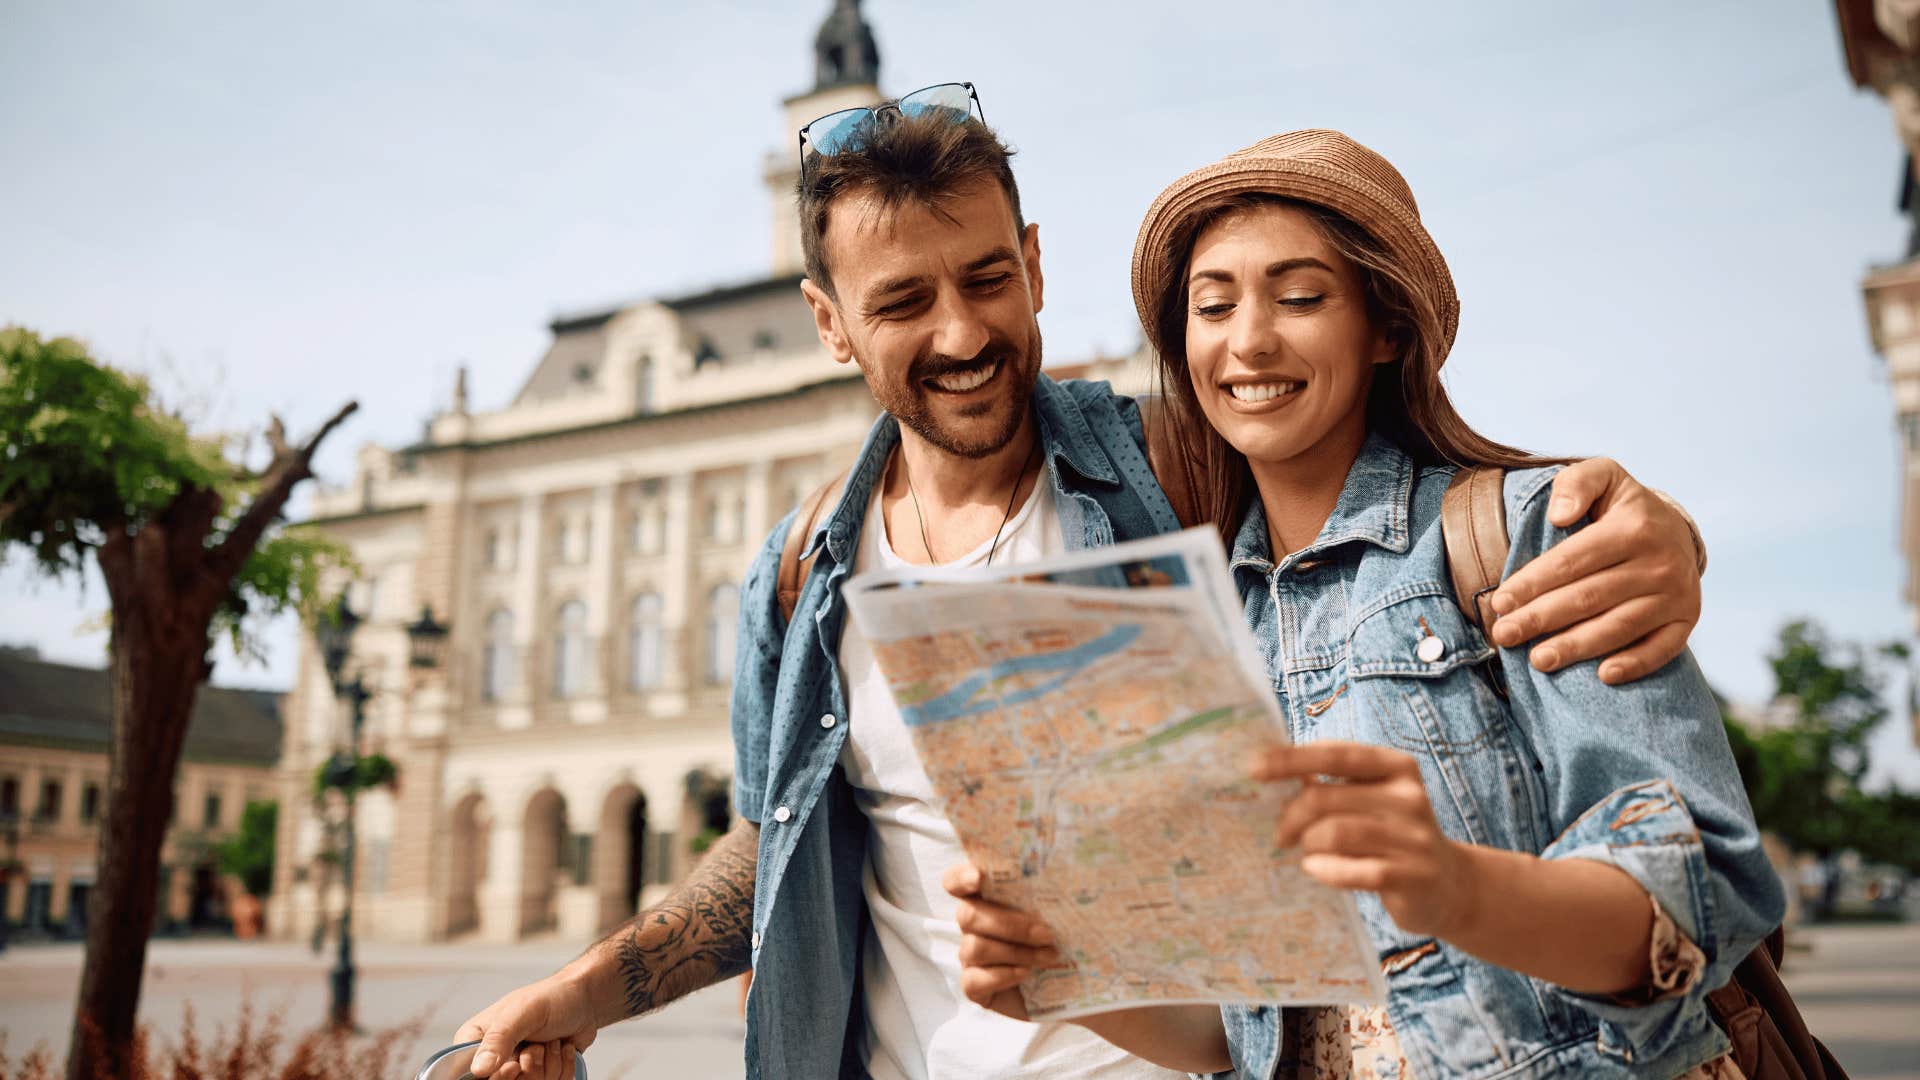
[0,646,280,940]
[1838,0,1920,748]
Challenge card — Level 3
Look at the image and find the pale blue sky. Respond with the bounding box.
[4,0,1916,784]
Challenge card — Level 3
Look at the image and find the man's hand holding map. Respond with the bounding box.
[844,528,1386,1020]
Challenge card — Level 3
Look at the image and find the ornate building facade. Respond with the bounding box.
[270,4,890,945]
[1836,0,1920,745]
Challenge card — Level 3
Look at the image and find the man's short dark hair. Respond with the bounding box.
[797,112,1025,299]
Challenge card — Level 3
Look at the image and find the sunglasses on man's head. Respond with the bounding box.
[797,81,985,179]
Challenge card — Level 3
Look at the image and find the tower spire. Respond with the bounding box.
[813,0,879,92]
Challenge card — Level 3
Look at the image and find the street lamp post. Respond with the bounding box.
[312,597,448,1032]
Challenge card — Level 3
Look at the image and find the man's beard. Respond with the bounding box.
[863,328,1043,460]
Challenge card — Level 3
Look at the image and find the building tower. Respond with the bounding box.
[766,0,883,277]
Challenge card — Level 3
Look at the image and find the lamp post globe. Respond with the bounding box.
[405,605,450,671]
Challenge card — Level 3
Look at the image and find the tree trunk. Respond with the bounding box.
[65,623,208,1080]
[58,400,354,1080]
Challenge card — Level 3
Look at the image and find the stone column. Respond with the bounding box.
[479,809,522,944]
[744,459,773,554]
[507,494,548,718]
[586,482,619,698]
[660,472,697,705]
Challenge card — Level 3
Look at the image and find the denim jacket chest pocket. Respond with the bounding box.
[1337,587,1551,855]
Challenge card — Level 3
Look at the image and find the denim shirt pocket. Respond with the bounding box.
[1343,588,1511,849]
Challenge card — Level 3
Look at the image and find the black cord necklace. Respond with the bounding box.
[901,438,1039,567]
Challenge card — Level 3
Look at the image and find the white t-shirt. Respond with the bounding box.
[838,473,1188,1080]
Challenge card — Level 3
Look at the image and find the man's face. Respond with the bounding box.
[801,183,1045,459]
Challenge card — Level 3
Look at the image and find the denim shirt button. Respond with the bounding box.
[1417,635,1446,663]
[773,806,792,823]
[751,931,762,949]
[820,713,837,729]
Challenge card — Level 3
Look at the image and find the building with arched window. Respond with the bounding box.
[272,1,878,945]
[703,583,738,686]
[627,592,664,692]
[551,600,590,700]
[481,609,515,703]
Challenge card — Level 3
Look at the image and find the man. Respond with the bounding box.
[458,93,1707,1080]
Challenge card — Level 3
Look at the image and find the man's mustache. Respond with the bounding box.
[909,343,1019,382]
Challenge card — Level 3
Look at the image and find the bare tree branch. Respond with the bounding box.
[207,399,358,584]
[265,414,291,458]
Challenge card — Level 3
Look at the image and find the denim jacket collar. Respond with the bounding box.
[1229,431,1417,572]
[800,374,1121,566]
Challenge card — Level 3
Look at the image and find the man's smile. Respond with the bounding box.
[924,357,1003,396]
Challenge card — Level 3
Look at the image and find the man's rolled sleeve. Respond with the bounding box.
[730,511,795,826]
[1496,469,1784,1063]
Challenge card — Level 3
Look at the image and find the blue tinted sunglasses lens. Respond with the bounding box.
[898,83,972,124]
[809,107,873,155]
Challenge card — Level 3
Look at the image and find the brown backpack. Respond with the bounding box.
[774,397,1202,622]
[1442,466,1849,1080]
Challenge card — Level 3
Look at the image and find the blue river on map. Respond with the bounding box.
[897,624,1143,728]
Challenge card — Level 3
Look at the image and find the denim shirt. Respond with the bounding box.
[1218,435,1784,1080]
[728,375,1185,1080]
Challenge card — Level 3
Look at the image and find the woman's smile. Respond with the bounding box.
[1220,375,1307,409]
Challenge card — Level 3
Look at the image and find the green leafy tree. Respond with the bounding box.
[1723,621,1920,911]
[0,328,356,1080]
[213,800,280,898]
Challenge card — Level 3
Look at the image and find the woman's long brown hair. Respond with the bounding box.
[1146,192,1568,539]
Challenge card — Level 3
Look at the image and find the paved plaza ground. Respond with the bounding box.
[0,937,745,1078]
[2,922,1916,1078]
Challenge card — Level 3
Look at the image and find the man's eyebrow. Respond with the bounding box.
[1188,256,1334,286]
[860,247,1022,312]
[863,272,929,309]
[962,247,1020,275]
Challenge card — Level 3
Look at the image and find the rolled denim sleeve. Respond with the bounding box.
[730,510,796,825]
[1494,468,1784,1064]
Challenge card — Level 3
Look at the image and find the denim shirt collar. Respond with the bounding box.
[1229,432,1417,572]
[800,373,1121,566]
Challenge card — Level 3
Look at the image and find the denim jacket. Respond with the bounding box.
[728,375,1186,1080]
[1218,434,1784,1079]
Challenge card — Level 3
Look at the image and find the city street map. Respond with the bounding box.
[844,527,1385,1020]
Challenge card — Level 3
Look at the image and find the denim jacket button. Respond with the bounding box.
[773,805,792,823]
[1417,635,1446,663]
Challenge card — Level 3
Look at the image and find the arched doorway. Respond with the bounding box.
[594,783,646,934]
[446,792,490,938]
[519,788,568,937]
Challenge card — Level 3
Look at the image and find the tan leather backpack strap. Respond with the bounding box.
[1440,466,1509,635]
[1136,395,1205,530]
[777,470,847,624]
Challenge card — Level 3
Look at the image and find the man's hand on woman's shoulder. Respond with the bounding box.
[1487,457,1704,686]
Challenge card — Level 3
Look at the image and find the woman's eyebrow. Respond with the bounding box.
[1264,257,1333,277]
[1189,256,1333,287]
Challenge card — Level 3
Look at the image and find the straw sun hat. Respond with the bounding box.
[1129,128,1460,364]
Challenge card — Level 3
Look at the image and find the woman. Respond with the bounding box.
[948,130,1782,1078]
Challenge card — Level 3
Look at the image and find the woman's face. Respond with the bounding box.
[1183,202,1392,476]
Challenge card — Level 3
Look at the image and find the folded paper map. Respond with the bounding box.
[844,527,1386,1020]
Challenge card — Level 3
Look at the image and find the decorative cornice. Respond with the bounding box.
[402,372,865,458]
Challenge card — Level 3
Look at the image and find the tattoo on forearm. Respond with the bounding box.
[613,820,758,1019]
